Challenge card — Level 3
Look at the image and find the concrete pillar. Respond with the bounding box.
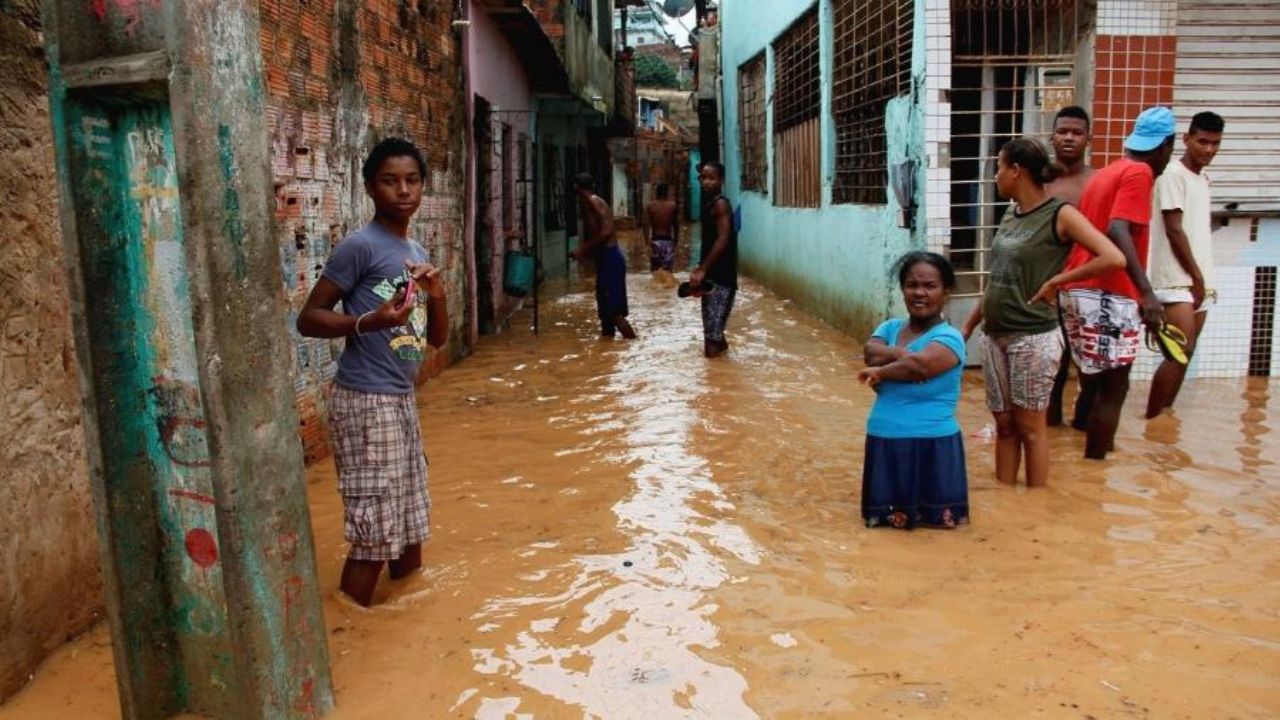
[41,1,333,718]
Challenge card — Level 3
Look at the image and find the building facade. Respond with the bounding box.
[916,0,1280,378]
[614,6,673,47]
[528,0,622,280]
[466,1,541,339]
[717,0,1279,375]
[719,0,927,337]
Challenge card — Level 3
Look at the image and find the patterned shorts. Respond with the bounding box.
[1059,288,1143,375]
[980,328,1064,412]
[328,384,430,562]
[700,283,737,343]
[650,237,676,272]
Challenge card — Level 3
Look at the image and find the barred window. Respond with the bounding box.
[738,53,767,192]
[772,7,821,208]
[832,0,913,204]
[543,143,564,231]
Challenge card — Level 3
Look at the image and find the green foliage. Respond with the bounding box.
[634,53,679,89]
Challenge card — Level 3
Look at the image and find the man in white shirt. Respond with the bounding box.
[1145,111,1224,418]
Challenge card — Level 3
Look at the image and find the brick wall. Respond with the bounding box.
[259,0,468,464]
[528,0,567,45]
[1091,0,1179,167]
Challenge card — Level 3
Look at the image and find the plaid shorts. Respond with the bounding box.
[980,328,1064,412]
[701,284,737,343]
[328,384,430,562]
[1059,288,1143,374]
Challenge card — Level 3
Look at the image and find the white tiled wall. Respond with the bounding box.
[1097,0,1177,36]
[1131,219,1280,380]
[923,0,951,254]
[1131,265,1256,379]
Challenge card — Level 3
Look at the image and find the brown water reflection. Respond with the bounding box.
[4,274,1278,719]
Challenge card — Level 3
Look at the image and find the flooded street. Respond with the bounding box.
[5,270,1279,719]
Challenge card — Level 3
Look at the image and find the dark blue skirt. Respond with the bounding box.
[861,432,969,529]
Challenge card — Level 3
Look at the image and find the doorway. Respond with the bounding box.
[474,95,495,334]
[948,0,1091,296]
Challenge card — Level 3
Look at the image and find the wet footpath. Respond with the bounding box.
[5,272,1279,719]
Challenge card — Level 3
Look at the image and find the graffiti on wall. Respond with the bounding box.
[67,101,238,702]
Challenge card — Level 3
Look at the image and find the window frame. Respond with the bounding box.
[737,52,768,193]
[830,0,914,205]
[770,6,822,208]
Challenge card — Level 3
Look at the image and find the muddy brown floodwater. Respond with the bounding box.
[4,272,1279,719]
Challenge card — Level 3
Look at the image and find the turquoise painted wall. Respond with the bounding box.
[720,0,928,337]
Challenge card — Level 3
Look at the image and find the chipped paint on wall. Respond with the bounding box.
[67,98,236,715]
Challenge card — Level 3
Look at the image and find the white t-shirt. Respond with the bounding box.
[1148,160,1214,291]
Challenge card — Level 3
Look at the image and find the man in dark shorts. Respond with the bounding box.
[296,138,449,606]
[691,162,737,358]
[1045,105,1098,427]
[571,173,637,339]
[644,183,679,272]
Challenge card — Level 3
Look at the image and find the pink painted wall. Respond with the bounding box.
[469,4,535,121]
[467,3,536,333]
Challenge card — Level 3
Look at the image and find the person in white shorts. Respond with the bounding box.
[1145,111,1224,418]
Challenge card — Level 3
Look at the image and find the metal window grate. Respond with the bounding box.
[738,53,768,192]
[543,142,564,231]
[1250,266,1277,377]
[952,0,1087,60]
[832,0,913,205]
[772,8,820,132]
[947,0,1090,296]
[772,7,821,208]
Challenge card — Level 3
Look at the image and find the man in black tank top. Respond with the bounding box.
[692,162,738,357]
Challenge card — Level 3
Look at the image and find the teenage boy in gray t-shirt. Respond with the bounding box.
[297,138,448,606]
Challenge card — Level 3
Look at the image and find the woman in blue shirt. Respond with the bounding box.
[858,252,968,529]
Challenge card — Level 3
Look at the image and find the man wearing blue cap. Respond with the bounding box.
[1055,106,1175,459]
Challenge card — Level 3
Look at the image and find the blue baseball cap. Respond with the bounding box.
[1124,106,1177,152]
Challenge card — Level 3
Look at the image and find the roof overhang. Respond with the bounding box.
[477,0,570,95]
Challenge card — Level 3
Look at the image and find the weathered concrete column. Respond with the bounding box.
[42,1,333,718]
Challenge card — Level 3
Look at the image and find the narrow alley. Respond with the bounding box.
[5,272,1277,719]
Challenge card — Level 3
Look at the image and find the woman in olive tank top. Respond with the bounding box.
[961,138,1125,488]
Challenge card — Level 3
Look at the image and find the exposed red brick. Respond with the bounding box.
[1091,33,1179,168]
[260,0,467,463]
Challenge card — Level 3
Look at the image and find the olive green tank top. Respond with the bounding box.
[982,198,1070,336]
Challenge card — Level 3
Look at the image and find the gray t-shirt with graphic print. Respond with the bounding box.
[322,221,430,395]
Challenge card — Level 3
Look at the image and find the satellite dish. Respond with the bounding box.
[662,0,695,17]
